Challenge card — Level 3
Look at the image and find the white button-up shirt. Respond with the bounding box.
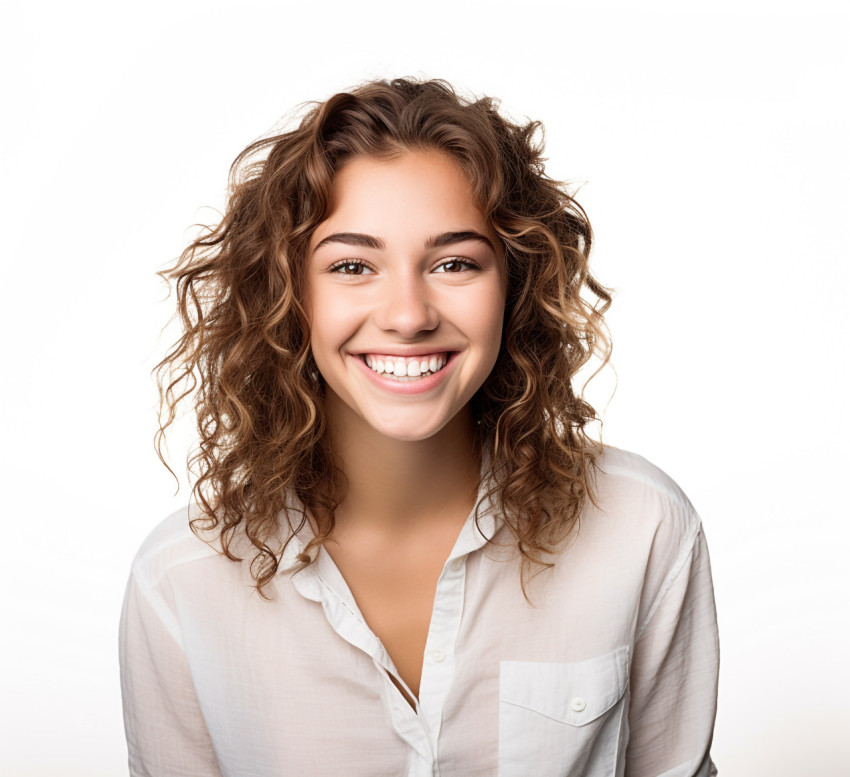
[119,448,719,776]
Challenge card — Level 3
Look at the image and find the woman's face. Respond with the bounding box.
[305,150,507,444]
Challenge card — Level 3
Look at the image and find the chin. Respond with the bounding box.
[362,407,457,443]
[372,422,447,444]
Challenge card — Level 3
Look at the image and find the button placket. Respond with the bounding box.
[416,556,469,770]
[381,677,433,765]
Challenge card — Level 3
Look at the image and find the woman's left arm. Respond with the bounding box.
[625,526,720,777]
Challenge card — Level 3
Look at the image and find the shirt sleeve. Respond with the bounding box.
[119,564,225,777]
[625,525,720,777]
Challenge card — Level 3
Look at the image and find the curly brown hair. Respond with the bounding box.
[156,77,612,596]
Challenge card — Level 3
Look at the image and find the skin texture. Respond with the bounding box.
[304,150,507,701]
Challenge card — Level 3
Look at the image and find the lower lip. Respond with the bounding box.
[351,353,459,395]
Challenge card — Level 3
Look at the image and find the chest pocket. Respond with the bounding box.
[498,646,630,777]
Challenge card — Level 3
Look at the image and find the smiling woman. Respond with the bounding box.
[120,78,719,777]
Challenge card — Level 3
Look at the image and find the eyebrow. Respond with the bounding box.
[312,230,495,253]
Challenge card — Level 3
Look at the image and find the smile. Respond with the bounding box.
[350,351,459,395]
[361,352,449,380]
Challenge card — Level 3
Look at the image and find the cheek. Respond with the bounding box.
[463,290,506,361]
[481,286,507,337]
[307,291,362,361]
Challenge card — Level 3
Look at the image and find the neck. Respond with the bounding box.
[325,398,482,536]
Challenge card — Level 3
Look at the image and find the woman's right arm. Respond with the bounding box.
[119,565,225,777]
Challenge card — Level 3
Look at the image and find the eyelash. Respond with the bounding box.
[328,258,481,275]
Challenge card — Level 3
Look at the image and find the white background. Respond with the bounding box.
[1,0,848,774]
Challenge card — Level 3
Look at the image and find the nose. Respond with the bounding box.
[374,269,439,337]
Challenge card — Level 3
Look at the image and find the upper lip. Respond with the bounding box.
[350,348,458,357]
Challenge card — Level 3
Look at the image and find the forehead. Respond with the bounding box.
[310,151,492,250]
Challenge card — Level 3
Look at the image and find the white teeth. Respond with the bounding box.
[362,353,449,378]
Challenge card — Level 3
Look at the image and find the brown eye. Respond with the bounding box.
[330,260,372,275]
[435,258,479,273]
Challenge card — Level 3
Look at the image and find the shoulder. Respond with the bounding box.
[129,505,224,595]
[594,446,695,513]
[582,448,713,635]
[588,446,704,566]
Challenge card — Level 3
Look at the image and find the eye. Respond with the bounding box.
[329,260,373,275]
[434,258,480,273]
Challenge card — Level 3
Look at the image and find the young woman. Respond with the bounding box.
[120,78,719,777]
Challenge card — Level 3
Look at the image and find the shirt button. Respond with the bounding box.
[430,649,446,663]
[450,558,464,572]
[570,697,586,712]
